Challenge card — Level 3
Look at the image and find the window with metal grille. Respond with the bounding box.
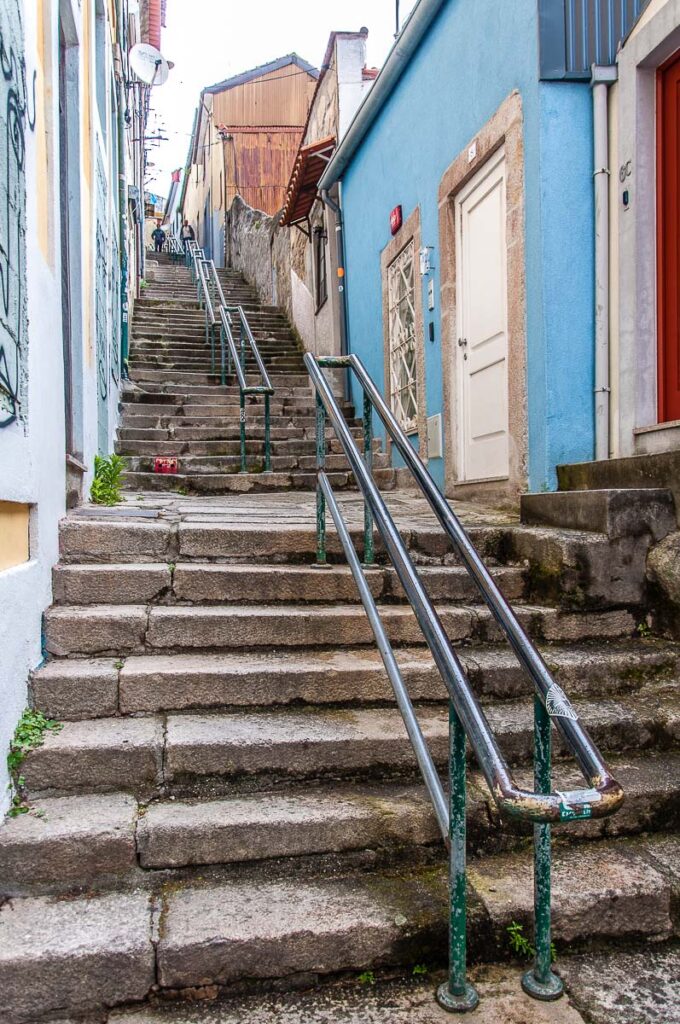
[314,224,328,310]
[387,240,418,433]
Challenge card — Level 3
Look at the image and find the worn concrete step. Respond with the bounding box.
[130,368,312,388]
[120,467,398,494]
[51,562,525,607]
[3,753,678,896]
[30,642,680,719]
[119,453,391,474]
[42,601,637,657]
[98,947,680,1024]
[49,514,540,567]
[3,836,677,1021]
[118,424,367,443]
[117,438,382,459]
[20,691,674,797]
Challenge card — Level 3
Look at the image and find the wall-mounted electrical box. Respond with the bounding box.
[427,414,443,459]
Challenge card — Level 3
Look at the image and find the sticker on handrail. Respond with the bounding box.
[545,682,578,721]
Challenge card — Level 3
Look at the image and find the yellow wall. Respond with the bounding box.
[0,503,30,572]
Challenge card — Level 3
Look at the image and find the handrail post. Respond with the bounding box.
[315,393,327,566]
[362,391,374,566]
[220,322,226,386]
[522,698,564,1001]
[264,392,272,472]
[239,392,247,473]
[436,705,479,1013]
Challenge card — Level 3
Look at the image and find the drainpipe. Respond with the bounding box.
[320,187,350,401]
[591,65,617,462]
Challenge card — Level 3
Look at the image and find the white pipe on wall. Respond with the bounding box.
[591,65,617,462]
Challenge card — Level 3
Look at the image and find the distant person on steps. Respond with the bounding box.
[180,220,195,252]
[152,223,166,253]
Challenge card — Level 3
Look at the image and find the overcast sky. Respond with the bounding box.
[143,0,418,196]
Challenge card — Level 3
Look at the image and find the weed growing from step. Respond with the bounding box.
[506,921,556,962]
[412,964,429,977]
[6,710,62,817]
[90,454,126,505]
[358,971,376,985]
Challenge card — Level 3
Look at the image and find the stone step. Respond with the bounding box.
[119,453,391,474]
[93,948,680,1024]
[3,753,678,895]
[129,369,312,388]
[1,835,677,1021]
[120,467,398,494]
[51,562,525,607]
[118,424,366,443]
[30,641,680,719]
[20,691,672,797]
[42,601,637,657]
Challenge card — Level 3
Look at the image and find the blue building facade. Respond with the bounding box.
[322,0,618,502]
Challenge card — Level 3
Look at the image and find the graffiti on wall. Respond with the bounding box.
[0,4,35,429]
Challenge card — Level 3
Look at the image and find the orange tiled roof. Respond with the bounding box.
[280,136,336,226]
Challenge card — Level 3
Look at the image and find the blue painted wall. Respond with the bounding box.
[341,0,595,493]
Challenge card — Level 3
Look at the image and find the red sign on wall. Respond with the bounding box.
[390,205,403,236]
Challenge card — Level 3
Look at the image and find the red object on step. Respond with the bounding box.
[154,457,178,474]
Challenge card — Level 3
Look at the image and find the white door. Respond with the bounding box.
[455,149,509,481]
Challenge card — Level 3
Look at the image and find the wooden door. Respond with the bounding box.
[455,149,509,481]
[658,51,680,422]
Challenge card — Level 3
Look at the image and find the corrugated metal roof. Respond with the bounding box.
[539,0,652,79]
[205,54,318,96]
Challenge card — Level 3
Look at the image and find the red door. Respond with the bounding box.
[658,52,680,422]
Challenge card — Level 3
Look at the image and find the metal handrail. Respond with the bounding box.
[182,242,274,472]
[305,350,624,1011]
[228,304,274,393]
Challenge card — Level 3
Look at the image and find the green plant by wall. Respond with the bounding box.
[6,710,62,817]
[90,454,126,506]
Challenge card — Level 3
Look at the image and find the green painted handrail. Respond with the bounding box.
[306,351,624,1013]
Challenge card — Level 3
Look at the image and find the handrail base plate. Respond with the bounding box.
[436,982,480,1013]
[521,969,564,1002]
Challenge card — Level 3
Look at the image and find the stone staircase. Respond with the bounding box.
[120,254,395,493]
[0,480,679,1021]
[1,256,679,1021]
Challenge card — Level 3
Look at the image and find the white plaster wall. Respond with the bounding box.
[291,269,316,354]
[614,0,680,454]
[0,0,128,811]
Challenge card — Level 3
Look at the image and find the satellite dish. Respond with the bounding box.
[129,43,169,86]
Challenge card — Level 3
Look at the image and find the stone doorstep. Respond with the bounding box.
[1,835,678,1022]
[18,690,675,797]
[1,753,679,892]
[29,641,680,719]
[520,488,676,542]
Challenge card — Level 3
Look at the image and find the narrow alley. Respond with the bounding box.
[1,3,680,1023]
